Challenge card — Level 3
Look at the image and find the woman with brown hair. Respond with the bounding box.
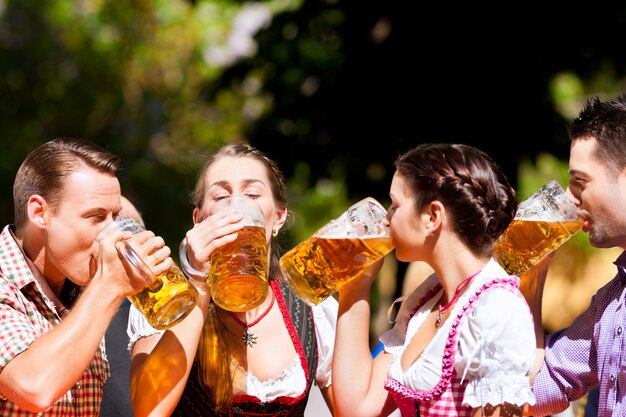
[128,143,337,417]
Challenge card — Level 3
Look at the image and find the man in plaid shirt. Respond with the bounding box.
[0,138,173,416]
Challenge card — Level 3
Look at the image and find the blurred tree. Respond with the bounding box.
[0,0,315,248]
[1,0,626,262]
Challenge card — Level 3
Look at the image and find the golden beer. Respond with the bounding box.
[208,224,268,312]
[493,219,583,276]
[102,216,199,331]
[279,235,394,305]
[129,266,199,330]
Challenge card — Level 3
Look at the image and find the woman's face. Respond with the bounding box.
[197,156,286,239]
[387,172,427,262]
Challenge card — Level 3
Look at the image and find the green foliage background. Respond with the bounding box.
[2,0,626,270]
[0,0,332,249]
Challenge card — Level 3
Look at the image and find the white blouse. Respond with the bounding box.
[380,259,536,408]
[127,293,338,402]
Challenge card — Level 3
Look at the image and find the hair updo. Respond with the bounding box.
[394,143,517,256]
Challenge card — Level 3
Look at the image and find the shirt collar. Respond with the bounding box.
[613,250,626,284]
[0,225,38,290]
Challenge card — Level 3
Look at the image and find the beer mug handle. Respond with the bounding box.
[178,238,207,281]
[116,241,163,292]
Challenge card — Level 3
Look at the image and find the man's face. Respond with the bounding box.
[567,137,626,249]
[43,166,122,285]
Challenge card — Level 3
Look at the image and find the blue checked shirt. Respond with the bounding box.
[532,250,626,417]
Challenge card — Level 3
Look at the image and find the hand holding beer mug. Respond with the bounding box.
[493,180,583,276]
[207,197,269,312]
[279,197,393,305]
[99,217,199,330]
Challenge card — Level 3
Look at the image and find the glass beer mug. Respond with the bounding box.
[206,197,269,312]
[279,197,393,305]
[493,180,583,276]
[100,217,199,330]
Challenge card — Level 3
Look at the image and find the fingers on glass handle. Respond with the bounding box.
[115,241,163,292]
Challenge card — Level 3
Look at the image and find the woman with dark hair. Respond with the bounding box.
[332,143,536,417]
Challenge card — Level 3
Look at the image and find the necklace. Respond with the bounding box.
[435,270,481,328]
[228,290,275,347]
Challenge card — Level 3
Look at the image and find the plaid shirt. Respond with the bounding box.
[533,250,626,417]
[0,225,110,416]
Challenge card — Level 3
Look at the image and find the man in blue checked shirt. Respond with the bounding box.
[526,94,626,417]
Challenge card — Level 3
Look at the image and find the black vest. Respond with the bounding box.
[171,280,319,416]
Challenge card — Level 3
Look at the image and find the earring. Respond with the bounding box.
[424,229,430,238]
[272,229,278,237]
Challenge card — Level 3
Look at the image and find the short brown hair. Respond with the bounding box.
[13,138,121,228]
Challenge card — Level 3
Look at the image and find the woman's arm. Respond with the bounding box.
[129,208,246,416]
[332,259,395,417]
[129,281,211,417]
[319,384,334,415]
[517,256,551,398]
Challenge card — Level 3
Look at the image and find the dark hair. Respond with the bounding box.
[13,138,121,228]
[394,143,517,256]
[567,94,626,178]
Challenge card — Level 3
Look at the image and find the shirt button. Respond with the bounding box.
[618,326,623,335]
[610,374,616,383]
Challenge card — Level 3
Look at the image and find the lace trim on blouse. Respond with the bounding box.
[383,270,536,408]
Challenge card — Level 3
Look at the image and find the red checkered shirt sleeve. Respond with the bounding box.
[0,225,110,416]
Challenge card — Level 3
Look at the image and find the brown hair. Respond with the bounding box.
[395,143,517,256]
[192,143,288,409]
[13,137,121,229]
[192,142,288,277]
